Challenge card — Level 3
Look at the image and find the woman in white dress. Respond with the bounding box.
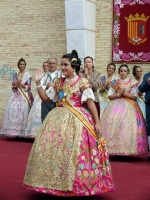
[25,62,49,138]
[0,58,34,137]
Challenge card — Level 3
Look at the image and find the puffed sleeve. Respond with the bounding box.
[45,86,59,102]
[81,88,95,103]
[130,86,138,97]
[130,79,138,97]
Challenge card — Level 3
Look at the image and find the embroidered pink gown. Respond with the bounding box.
[100,78,147,155]
[23,77,115,196]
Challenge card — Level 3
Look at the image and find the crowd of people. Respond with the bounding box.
[0,50,149,196]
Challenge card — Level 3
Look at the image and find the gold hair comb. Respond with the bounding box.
[71,58,77,63]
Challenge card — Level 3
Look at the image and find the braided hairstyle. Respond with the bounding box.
[62,50,82,73]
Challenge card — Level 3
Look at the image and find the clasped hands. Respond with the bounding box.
[117,88,126,98]
[12,80,22,89]
[103,80,110,89]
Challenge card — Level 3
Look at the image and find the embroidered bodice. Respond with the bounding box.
[46,77,95,106]
[108,78,138,97]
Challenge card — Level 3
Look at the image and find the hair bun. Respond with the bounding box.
[71,50,78,60]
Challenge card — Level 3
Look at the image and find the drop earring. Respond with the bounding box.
[73,69,76,77]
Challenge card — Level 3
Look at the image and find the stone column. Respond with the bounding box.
[65,0,96,60]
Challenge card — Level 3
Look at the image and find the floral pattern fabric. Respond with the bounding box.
[100,78,148,155]
[0,72,33,137]
[24,94,42,138]
[23,77,114,196]
[25,74,52,138]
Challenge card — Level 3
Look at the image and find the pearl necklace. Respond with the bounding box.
[65,75,78,82]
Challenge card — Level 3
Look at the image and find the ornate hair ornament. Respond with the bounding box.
[71,58,77,63]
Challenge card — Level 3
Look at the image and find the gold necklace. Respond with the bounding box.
[18,72,25,79]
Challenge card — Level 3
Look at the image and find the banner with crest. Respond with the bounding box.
[112,0,150,63]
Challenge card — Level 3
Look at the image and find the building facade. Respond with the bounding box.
[0,0,149,124]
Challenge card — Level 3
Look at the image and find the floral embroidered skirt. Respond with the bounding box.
[25,94,42,138]
[23,106,115,196]
[0,91,30,137]
[99,91,110,119]
[100,98,148,155]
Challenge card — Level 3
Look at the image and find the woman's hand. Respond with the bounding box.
[95,122,101,137]
[84,68,89,79]
[104,80,111,90]
[99,87,105,93]
[120,88,125,96]
[35,68,44,83]
[12,85,17,90]
[17,80,22,86]
[14,80,18,86]
[103,80,109,88]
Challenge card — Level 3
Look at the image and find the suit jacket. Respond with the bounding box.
[139,72,150,103]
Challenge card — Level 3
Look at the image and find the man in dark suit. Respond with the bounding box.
[139,72,150,162]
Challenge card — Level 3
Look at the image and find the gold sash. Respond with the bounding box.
[139,96,145,104]
[18,86,31,109]
[123,97,144,120]
[54,76,107,174]
[61,98,107,174]
[111,80,144,120]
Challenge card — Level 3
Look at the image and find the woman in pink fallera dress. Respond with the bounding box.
[100,64,147,155]
[23,50,115,196]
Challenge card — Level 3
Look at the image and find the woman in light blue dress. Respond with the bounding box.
[25,62,49,138]
[99,63,118,118]
[132,65,146,119]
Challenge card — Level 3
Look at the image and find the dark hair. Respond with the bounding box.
[62,50,82,73]
[107,62,116,72]
[132,65,141,77]
[43,61,48,66]
[118,63,129,74]
[84,56,94,69]
[18,58,26,69]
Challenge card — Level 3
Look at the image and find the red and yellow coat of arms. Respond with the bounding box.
[125,13,149,45]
